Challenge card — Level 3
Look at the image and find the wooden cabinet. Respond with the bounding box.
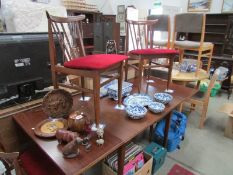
[93,22,120,54]
[67,10,101,55]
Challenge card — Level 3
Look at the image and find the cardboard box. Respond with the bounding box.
[102,152,152,175]
[218,103,233,139]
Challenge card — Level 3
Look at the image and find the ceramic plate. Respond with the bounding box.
[123,93,153,106]
[154,93,173,104]
[126,104,147,119]
[148,102,165,113]
[34,118,68,138]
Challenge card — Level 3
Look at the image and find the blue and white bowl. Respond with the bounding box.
[154,93,173,104]
[123,93,153,106]
[148,102,165,113]
[107,81,133,100]
[126,104,147,119]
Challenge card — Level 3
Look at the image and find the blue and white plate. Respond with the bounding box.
[148,102,165,113]
[123,93,153,106]
[154,93,173,104]
[126,104,147,119]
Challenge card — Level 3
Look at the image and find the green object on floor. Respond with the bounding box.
[199,81,221,97]
[144,142,167,174]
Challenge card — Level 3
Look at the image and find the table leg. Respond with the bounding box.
[149,125,154,142]
[163,112,172,147]
[117,145,126,175]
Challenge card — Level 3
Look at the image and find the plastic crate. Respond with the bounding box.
[144,142,167,174]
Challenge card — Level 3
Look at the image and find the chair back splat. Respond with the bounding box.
[46,11,127,127]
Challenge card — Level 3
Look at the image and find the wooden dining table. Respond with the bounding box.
[13,77,198,175]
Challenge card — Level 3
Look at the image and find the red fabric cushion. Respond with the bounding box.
[20,148,65,175]
[64,54,127,70]
[129,48,179,55]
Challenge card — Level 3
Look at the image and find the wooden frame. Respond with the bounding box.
[222,0,233,13]
[187,0,212,12]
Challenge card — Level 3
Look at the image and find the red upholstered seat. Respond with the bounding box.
[20,148,65,175]
[64,54,127,70]
[129,48,179,55]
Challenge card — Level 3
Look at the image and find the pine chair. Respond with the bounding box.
[125,19,178,93]
[147,14,171,48]
[171,13,214,75]
[179,72,218,128]
[46,12,127,128]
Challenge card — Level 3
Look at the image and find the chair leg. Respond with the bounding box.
[81,76,85,100]
[195,49,202,76]
[93,74,101,128]
[207,46,213,73]
[167,55,174,90]
[178,102,183,112]
[147,61,152,81]
[51,70,58,89]
[125,59,129,81]
[199,104,208,129]
[138,58,144,93]
[179,49,184,63]
[117,62,124,106]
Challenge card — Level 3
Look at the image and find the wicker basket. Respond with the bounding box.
[62,0,98,12]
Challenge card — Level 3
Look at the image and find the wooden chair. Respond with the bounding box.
[171,13,214,75]
[179,73,218,128]
[46,12,127,127]
[125,19,178,93]
[147,14,171,48]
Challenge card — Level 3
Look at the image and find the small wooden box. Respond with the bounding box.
[102,152,152,175]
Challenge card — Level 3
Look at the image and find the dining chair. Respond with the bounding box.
[147,14,171,48]
[46,12,127,128]
[0,147,65,175]
[179,72,218,128]
[171,13,214,75]
[124,19,178,93]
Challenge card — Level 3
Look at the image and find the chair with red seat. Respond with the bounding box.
[0,146,65,175]
[46,12,127,128]
[125,19,178,93]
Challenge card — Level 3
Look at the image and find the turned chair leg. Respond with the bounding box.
[199,104,208,129]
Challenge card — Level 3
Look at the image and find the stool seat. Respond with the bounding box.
[20,148,65,175]
[129,48,178,56]
[64,54,127,70]
[174,40,213,49]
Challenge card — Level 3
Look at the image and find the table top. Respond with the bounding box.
[172,69,208,82]
[13,77,197,175]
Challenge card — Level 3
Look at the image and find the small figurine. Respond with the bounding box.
[56,129,78,144]
[62,137,83,158]
[96,139,104,146]
[85,143,92,152]
[96,128,104,139]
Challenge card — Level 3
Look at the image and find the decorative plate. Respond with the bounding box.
[34,118,68,138]
[126,104,147,120]
[148,102,165,113]
[154,93,173,104]
[42,89,73,118]
[123,93,153,106]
